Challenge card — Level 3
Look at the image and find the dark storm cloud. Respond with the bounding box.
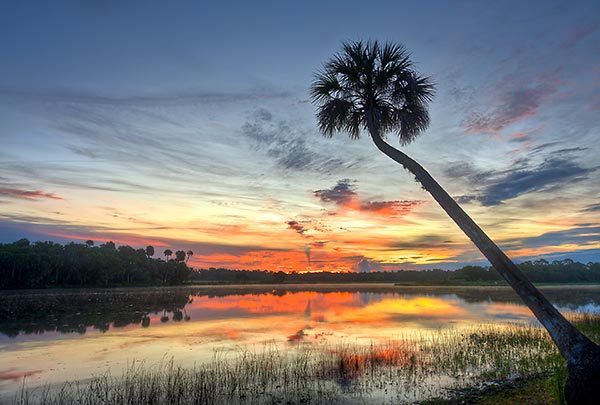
[241,109,358,174]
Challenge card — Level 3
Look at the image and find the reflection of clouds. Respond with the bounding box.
[3,288,600,397]
[350,297,468,325]
[0,368,44,382]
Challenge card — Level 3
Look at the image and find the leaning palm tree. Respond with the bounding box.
[311,40,599,402]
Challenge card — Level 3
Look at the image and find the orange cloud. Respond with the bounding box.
[313,179,421,218]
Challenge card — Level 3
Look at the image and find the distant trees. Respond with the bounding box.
[0,239,192,289]
[175,250,186,263]
[1,238,599,290]
[188,260,600,285]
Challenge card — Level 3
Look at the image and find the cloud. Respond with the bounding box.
[287,220,307,236]
[463,78,558,134]
[477,158,592,206]
[448,146,596,206]
[313,179,357,205]
[359,200,422,216]
[354,258,383,273]
[504,225,600,250]
[561,20,600,49]
[0,186,63,201]
[0,87,291,108]
[241,109,357,174]
[582,203,600,212]
[314,179,421,216]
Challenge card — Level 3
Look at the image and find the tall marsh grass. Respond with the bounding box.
[13,315,599,404]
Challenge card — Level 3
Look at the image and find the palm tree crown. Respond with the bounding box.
[311,40,434,144]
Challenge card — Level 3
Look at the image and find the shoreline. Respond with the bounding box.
[2,282,600,294]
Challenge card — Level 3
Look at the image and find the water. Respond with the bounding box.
[1,284,599,400]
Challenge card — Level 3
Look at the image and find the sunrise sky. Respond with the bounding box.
[0,1,599,271]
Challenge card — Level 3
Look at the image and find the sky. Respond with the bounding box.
[0,0,599,271]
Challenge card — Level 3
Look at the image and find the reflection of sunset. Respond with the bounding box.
[1,286,597,397]
[360,297,467,319]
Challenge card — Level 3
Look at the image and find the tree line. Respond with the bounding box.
[0,239,193,289]
[192,259,600,285]
[1,238,599,289]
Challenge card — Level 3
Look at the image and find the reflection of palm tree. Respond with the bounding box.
[141,315,150,328]
[311,40,600,401]
[183,309,191,321]
[173,310,183,322]
[160,310,169,323]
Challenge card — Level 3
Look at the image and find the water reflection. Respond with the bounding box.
[0,285,599,397]
[1,285,600,338]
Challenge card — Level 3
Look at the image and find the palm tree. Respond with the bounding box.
[186,250,194,263]
[311,40,600,402]
[163,249,173,262]
[175,250,186,263]
[146,245,155,258]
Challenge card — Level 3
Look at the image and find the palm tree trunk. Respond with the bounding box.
[367,123,600,402]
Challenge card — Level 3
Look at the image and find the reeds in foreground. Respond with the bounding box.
[13,315,600,404]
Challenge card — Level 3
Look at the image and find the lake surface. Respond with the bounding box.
[1,284,599,400]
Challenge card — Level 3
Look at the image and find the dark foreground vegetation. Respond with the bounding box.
[2,239,600,289]
[13,313,600,404]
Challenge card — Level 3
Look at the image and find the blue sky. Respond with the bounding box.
[0,0,599,270]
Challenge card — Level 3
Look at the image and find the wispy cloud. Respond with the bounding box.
[463,75,559,134]
[449,146,596,206]
[0,186,63,201]
[242,109,359,174]
[503,225,600,250]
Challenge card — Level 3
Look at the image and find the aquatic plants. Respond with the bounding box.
[14,314,599,404]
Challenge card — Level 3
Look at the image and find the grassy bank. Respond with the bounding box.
[13,314,599,404]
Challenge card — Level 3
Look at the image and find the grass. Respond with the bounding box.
[12,314,600,404]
